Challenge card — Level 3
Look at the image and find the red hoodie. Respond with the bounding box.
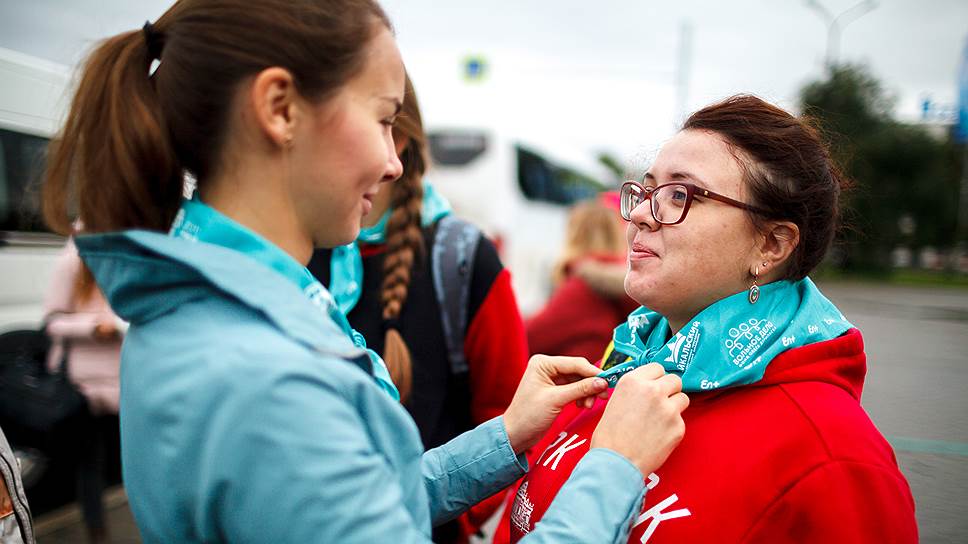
[497,328,918,543]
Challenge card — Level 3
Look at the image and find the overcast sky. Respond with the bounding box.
[1,0,965,166]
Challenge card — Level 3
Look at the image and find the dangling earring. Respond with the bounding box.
[748,265,760,304]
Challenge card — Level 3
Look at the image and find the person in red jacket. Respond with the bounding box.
[526,194,639,363]
[308,74,530,543]
[497,95,917,543]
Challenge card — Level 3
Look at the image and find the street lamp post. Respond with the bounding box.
[804,0,878,68]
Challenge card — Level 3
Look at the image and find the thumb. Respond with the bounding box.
[553,376,608,406]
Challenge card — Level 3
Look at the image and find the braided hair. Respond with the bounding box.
[380,74,429,403]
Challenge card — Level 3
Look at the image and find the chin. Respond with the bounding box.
[315,226,359,250]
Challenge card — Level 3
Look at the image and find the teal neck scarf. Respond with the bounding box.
[169,196,400,400]
[598,278,852,392]
[329,180,451,314]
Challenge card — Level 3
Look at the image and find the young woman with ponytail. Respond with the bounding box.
[307,75,530,542]
[41,1,689,541]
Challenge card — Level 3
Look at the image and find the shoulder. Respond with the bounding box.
[124,294,372,404]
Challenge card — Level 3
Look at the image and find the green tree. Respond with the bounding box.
[800,64,960,271]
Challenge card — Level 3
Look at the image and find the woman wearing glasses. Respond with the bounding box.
[498,95,917,543]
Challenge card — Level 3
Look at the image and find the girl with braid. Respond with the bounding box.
[308,75,531,542]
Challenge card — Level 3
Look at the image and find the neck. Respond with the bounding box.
[201,162,313,266]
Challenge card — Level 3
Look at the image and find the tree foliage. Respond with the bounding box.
[800,64,961,271]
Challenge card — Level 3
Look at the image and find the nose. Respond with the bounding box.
[383,150,403,182]
[628,196,660,232]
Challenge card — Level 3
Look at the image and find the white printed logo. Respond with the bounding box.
[510,482,534,534]
[725,318,776,366]
[781,335,796,347]
[628,313,650,341]
[538,433,587,471]
[632,472,692,543]
[665,321,701,373]
[635,495,692,543]
[808,324,819,334]
[700,379,720,390]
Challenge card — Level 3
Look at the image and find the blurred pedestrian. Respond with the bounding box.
[41,1,688,542]
[43,238,123,544]
[307,74,529,542]
[526,194,637,363]
[498,95,918,543]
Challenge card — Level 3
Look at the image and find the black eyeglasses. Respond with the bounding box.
[619,180,770,225]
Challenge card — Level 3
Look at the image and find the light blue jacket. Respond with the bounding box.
[77,231,646,543]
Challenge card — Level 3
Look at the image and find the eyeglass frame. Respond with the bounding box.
[619,180,771,225]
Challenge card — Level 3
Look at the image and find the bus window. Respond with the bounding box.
[0,128,50,234]
[428,130,488,166]
[516,145,602,205]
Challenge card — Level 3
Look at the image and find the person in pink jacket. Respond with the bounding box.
[43,237,124,543]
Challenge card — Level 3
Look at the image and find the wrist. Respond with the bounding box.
[502,413,529,455]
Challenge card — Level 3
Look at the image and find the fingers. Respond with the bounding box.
[671,391,690,412]
[556,376,608,406]
[627,362,665,380]
[657,373,683,397]
[532,354,600,379]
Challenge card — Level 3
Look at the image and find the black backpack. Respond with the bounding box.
[0,328,85,433]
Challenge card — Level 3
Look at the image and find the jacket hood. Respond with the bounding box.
[74,230,356,358]
[753,327,867,401]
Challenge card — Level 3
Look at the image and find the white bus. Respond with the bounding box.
[426,127,617,316]
[0,47,70,332]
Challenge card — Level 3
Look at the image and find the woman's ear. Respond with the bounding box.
[248,67,299,148]
[757,221,800,277]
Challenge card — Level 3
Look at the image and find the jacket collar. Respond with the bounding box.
[75,230,359,359]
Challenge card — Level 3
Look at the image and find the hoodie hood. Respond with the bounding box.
[753,327,867,401]
[75,230,358,359]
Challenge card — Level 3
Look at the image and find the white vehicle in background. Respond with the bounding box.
[426,127,616,316]
[0,47,70,332]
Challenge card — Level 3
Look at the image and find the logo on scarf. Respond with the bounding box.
[725,318,776,367]
[665,321,701,372]
[169,209,200,241]
[628,313,650,342]
[511,482,534,534]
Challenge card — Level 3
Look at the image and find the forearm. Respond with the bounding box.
[422,416,528,526]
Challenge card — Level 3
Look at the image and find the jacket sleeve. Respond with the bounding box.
[211,366,647,544]
[422,416,528,526]
[213,369,434,543]
[465,266,530,425]
[741,460,918,543]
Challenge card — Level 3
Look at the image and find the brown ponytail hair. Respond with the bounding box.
[380,74,428,403]
[43,0,391,236]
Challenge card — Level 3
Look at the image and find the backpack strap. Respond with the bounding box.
[431,215,481,376]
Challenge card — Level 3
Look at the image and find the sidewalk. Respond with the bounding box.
[33,486,140,544]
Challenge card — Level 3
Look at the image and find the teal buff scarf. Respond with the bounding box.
[598,278,853,392]
[329,180,452,314]
[169,196,400,400]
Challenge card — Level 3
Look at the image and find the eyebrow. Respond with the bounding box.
[643,170,707,185]
[379,96,403,115]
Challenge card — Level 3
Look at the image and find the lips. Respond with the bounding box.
[629,242,659,260]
